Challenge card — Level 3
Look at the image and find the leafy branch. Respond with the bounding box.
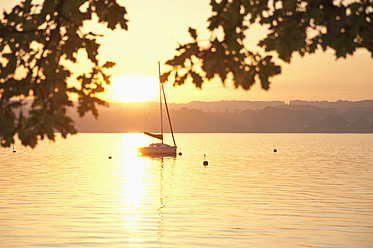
[0,0,128,147]
[163,0,373,91]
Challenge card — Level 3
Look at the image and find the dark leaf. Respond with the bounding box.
[188,27,198,40]
[174,73,188,86]
[102,61,116,69]
[190,71,204,88]
[160,72,170,83]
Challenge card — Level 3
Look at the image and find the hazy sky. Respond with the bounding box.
[1,0,373,103]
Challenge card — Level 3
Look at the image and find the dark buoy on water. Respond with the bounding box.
[12,146,16,153]
[274,149,277,153]
[108,156,112,159]
[178,149,182,156]
[203,154,208,166]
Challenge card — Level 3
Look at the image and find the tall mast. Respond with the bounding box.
[161,83,176,147]
[158,61,163,143]
[158,62,176,147]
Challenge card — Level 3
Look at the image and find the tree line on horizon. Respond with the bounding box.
[72,100,373,133]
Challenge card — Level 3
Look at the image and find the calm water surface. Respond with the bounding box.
[1,133,373,247]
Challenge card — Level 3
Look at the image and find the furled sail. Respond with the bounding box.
[144,132,163,141]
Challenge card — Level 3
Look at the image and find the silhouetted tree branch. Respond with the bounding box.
[0,0,128,147]
[162,0,373,91]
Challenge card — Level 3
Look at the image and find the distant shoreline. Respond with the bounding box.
[16,99,373,133]
[72,100,373,133]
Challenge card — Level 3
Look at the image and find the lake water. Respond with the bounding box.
[1,133,373,247]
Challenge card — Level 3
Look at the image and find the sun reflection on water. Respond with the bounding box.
[121,163,143,210]
[115,133,172,245]
[116,134,147,234]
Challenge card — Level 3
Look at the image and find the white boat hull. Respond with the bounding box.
[137,143,177,156]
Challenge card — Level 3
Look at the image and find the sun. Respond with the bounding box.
[105,76,159,103]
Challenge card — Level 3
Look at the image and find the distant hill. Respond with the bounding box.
[289,100,373,112]
[69,100,373,133]
[171,100,286,112]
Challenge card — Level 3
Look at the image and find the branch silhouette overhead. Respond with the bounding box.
[163,0,373,90]
[0,0,128,147]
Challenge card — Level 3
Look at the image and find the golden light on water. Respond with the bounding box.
[121,163,143,210]
[117,133,168,244]
[112,134,147,239]
[119,134,146,210]
[122,133,145,158]
[105,76,159,103]
[2,133,373,247]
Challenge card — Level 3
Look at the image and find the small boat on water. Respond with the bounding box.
[137,142,177,156]
[137,62,177,157]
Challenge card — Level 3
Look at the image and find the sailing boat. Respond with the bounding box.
[137,62,177,156]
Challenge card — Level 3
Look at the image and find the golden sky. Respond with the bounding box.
[1,0,373,103]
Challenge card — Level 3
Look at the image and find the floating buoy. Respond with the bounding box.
[178,152,182,156]
[274,149,277,153]
[108,156,112,159]
[203,154,208,166]
[12,146,16,153]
